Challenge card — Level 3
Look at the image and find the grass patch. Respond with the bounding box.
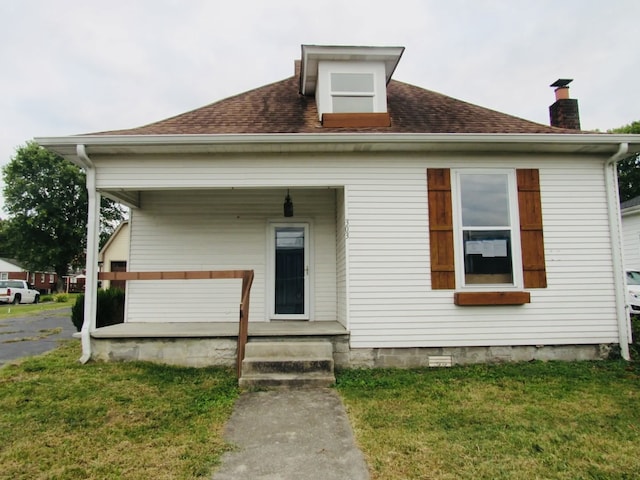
[336,361,640,480]
[0,295,78,320]
[0,342,239,479]
[2,327,63,343]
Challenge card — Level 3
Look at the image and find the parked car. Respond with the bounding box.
[626,270,640,315]
[0,280,40,304]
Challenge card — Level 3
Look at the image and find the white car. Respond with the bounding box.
[626,270,640,315]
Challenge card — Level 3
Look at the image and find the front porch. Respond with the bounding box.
[89,321,351,369]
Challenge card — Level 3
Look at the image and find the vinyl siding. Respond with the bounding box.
[97,152,620,348]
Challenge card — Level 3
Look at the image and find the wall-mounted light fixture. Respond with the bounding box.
[284,189,294,217]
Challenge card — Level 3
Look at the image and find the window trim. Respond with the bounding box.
[451,168,523,290]
[427,167,547,295]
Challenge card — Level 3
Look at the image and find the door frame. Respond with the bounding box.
[267,221,312,320]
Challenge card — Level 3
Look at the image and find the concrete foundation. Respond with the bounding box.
[91,336,614,369]
[348,343,614,368]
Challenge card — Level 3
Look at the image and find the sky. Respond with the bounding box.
[1,0,639,213]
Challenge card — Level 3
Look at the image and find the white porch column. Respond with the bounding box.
[77,145,100,363]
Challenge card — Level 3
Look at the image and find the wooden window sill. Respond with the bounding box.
[322,112,391,128]
[454,291,530,306]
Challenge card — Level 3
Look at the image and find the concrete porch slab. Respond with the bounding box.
[90,321,348,338]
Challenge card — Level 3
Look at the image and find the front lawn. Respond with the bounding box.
[0,342,238,480]
[336,360,640,480]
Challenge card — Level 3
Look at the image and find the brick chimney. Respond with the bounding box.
[549,79,581,129]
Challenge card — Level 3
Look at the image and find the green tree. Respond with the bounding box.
[2,142,125,290]
[611,121,640,202]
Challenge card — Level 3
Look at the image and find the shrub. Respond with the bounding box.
[40,294,54,303]
[54,293,69,303]
[71,289,125,332]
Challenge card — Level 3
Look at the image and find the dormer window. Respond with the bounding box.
[331,72,375,113]
[300,45,404,128]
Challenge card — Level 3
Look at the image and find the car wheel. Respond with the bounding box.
[12,295,20,305]
[33,295,40,304]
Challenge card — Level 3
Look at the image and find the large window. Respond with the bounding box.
[454,171,521,286]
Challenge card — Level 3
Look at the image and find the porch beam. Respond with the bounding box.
[98,270,249,280]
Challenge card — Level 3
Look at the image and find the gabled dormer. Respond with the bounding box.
[300,45,405,128]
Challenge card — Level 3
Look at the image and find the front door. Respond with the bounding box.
[270,223,309,320]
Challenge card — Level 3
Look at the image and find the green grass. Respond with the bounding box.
[0,342,239,480]
[336,361,640,480]
[0,294,79,319]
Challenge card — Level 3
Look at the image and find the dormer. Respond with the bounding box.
[300,45,405,128]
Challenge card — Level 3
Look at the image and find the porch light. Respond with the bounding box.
[284,190,294,217]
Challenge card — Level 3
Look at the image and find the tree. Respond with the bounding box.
[2,142,125,290]
[611,121,640,203]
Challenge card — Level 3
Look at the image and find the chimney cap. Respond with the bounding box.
[550,78,573,88]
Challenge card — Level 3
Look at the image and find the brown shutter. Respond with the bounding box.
[517,169,547,288]
[427,169,455,289]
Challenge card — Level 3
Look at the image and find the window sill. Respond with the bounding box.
[322,112,391,128]
[454,291,530,306]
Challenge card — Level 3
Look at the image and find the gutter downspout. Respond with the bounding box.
[605,142,630,360]
[76,144,100,364]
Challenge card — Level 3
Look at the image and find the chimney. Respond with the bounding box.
[549,79,581,130]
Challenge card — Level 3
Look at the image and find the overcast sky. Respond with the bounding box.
[1,0,638,213]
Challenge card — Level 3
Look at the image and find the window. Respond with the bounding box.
[330,73,374,113]
[453,170,521,287]
[427,168,547,294]
[315,61,387,119]
[49,274,55,283]
[0,273,7,281]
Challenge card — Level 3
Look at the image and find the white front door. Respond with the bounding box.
[269,223,310,320]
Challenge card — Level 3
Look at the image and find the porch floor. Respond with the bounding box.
[91,321,348,338]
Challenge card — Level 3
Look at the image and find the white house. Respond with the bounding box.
[621,196,640,270]
[98,220,129,290]
[36,45,640,376]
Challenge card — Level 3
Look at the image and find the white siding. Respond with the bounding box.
[622,211,640,270]
[126,188,337,323]
[96,152,620,348]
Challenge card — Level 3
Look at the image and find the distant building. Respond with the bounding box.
[0,258,57,294]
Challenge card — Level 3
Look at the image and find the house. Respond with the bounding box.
[621,196,640,270]
[98,220,129,290]
[36,45,640,375]
[0,258,57,294]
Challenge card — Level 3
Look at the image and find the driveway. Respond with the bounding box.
[0,306,78,367]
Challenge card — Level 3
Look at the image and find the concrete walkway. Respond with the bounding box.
[211,389,370,480]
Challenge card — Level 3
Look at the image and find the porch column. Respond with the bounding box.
[77,145,100,363]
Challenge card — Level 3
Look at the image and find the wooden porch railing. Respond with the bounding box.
[98,270,255,378]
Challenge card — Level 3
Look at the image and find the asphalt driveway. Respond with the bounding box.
[0,306,77,367]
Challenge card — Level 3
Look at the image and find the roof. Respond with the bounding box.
[93,74,581,136]
[621,195,640,211]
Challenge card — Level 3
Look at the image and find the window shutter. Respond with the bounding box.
[517,169,547,288]
[427,169,455,289]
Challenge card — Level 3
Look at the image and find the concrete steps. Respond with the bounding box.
[239,340,335,388]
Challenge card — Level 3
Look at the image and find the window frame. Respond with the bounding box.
[451,168,524,290]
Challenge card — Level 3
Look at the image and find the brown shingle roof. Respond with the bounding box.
[95,75,580,136]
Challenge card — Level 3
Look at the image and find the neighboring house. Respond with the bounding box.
[0,258,57,294]
[621,196,640,270]
[64,273,86,293]
[98,220,129,290]
[37,44,640,369]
